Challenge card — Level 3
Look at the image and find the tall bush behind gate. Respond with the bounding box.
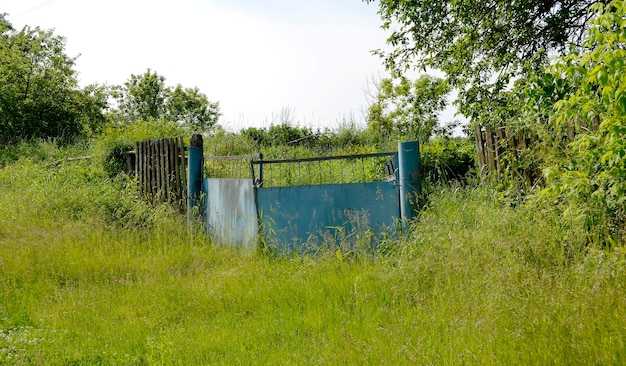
[527,0,626,245]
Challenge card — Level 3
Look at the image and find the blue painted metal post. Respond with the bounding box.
[188,134,204,223]
[398,140,421,229]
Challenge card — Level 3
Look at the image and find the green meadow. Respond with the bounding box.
[1,141,624,365]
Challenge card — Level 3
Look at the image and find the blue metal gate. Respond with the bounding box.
[187,137,420,254]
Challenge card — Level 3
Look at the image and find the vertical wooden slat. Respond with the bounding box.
[518,130,533,186]
[580,118,588,132]
[141,141,145,197]
[163,139,170,203]
[153,139,159,202]
[505,126,516,151]
[171,138,176,203]
[158,139,166,202]
[150,140,157,202]
[484,124,497,173]
[140,141,144,197]
[474,124,486,174]
[146,140,151,201]
[153,140,159,202]
[170,138,174,204]
[157,140,162,202]
[162,139,168,202]
[567,120,575,142]
[144,141,149,199]
[517,129,526,150]
[171,138,179,205]
[173,137,181,205]
[142,141,149,198]
[146,141,151,199]
[174,138,180,204]
[125,151,134,176]
[178,137,187,210]
[591,115,600,131]
[135,142,140,188]
[494,124,505,172]
[136,141,142,196]
[144,141,149,200]
[155,139,160,202]
[165,139,172,203]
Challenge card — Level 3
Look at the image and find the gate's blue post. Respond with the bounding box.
[188,134,204,223]
[398,140,421,230]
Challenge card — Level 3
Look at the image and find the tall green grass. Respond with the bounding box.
[0,142,625,364]
[202,133,388,187]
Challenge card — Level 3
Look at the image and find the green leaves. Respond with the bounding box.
[166,85,220,133]
[367,0,626,243]
[536,0,626,244]
[366,75,451,145]
[111,70,167,122]
[0,15,101,143]
[366,0,596,122]
[110,69,221,133]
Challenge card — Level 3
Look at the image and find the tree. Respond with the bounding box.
[166,85,220,133]
[536,0,626,243]
[111,69,221,133]
[366,75,451,145]
[364,0,597,122]
[0,14,104,143]
[78,83,109,135]
[112,69,167,122]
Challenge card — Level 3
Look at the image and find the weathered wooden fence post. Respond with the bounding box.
[398,141,421,230]
[187,134,204,223]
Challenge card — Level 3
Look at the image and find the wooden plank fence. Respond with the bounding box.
[134,137,187,208]
[475,118,600,186]
[474,124,537,185]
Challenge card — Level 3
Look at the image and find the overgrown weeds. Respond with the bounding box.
[1,141,625,364]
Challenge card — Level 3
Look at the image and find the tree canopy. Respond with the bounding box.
[0,14,221,144]
[111,69,221,133]
[366,75,451,145]
[365,0,598,121]
[0,14,104,143]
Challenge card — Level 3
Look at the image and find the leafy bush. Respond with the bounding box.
[420,137,475,184]
[206,127,259,157]
[241,123,317,147]
[0,16,104,145]
[526,0,626,246]
[95,118,187,179]
[97,118,185,152]
[102,141,135,178]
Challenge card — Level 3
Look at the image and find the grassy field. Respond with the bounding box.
[1,142,625,364]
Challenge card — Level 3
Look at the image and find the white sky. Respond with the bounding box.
[2,0,461,131]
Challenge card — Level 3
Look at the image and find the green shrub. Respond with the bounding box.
[96,118,185,153]
[204,127,259,157]
[420,137,475,184]
[102,142,134,178]
[241,123,317,147]
[524,0,626,246]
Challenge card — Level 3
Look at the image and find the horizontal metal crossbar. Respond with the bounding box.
[204,154,261,161]
[251,152,395,165]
